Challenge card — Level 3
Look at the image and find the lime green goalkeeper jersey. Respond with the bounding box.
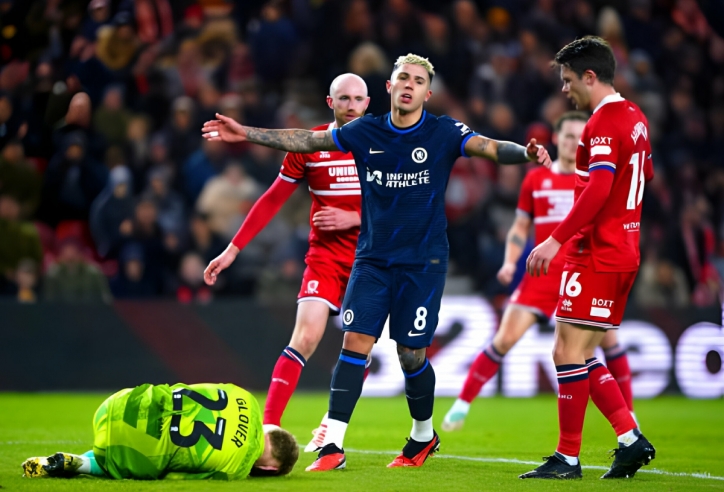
[92,383,264,480]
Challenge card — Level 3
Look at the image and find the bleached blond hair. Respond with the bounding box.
[392,53,435,82]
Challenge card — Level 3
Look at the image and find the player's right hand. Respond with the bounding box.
[497,262,517,286]
[202,113,247,143]
[204,244,240,286]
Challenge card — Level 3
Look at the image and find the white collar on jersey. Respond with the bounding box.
[327,121,337,130]
[592,92,625,114]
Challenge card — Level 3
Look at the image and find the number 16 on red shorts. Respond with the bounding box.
[554,260,637,329]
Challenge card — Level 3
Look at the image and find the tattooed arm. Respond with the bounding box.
[201,113,339,153]
[463,135,552,167]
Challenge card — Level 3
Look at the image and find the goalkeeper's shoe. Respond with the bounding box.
[387,432,440,468]
[22,453,83,478]
[305,444,346,471]
[519,453,583,479]
[601,433,656,479]
[441,408,466,432]
[304,422,327,452]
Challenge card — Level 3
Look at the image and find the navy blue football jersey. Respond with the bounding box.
[332,111,479,268]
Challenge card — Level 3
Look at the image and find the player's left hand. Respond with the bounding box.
[526,138,552,169]
[312,207,361,231]
[526,236,561,276]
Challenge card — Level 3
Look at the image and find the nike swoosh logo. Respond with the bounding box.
[369,149,385,154]
[408,331,426,337]
[331,388,349,392]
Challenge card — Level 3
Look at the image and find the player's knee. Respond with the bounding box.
[397,345,426,372]
[290,324,324,358]
[493,332,517,355]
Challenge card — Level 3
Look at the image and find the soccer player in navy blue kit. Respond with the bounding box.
[203,54,551,472]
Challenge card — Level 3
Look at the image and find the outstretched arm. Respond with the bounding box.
[202,113,338,153]
[464,136,552,167]
[203,177,298,286]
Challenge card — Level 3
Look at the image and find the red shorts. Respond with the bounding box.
[297,255,352,313]
[554,260,637,329]
[509,267,562,320]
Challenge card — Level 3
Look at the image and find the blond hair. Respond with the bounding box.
[393,53,435,82]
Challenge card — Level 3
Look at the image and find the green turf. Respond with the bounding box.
[1,393,722,491]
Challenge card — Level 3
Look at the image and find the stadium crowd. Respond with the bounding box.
[0,0,722,307]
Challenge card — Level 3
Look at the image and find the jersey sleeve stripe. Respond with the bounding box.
[590,145,612,156]
[515,208,531,218]
[278,173,298,183]
[589,161,616,169]
[589,162,616,173]
[575,169,589,177]
[331,128,349,153]
[460,132,480,158]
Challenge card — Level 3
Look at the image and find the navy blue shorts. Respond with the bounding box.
[340,261,446,349]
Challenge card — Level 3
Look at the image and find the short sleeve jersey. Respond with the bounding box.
[280,123,361,265]
[332,111,479,268]
[94,383,263,480]
[565,94,653,272]
[516,161,576,247]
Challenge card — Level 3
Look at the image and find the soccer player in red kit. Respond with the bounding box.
[522,37,655,480]
[203,73,370,450]
[442,111,638,431]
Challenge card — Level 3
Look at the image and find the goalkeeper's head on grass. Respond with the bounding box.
[22,383,299,480]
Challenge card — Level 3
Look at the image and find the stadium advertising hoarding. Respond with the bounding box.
[1,297,721,397]
[339,296,724,399]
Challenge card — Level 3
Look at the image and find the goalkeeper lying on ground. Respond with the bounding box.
[22,382,299,480]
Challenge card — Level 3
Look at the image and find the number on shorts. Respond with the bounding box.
[627,151,646,210]
[559,271,582,297]
[414,307,428,330]
[169,388,228,450]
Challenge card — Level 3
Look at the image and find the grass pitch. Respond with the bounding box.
[1,393,722,491]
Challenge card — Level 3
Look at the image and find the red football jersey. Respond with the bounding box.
[517,161,576,247]
[565,94,654,272]
[279,123,361,264]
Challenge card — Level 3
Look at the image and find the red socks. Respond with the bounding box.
[603,345,634,411]
[264,346,372,426]
[555,364,590,457]
[263,346,306,426]
[587,358,637,435]
[459,344,503,403]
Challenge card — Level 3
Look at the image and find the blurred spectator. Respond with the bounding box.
[142,165,186,238]
[95,12,141,72]
[188,212,225,264]
[92,86,133,146]
[196,162,260,240]
[44,237,112,303]
[634,254,690,308]
[182,138,227,202]
[0,139,41,219]
[0,194,43,285]
[80,0,113,43]
[90,166,135,258]
[14,258,40,303]
[175,252,212,303]
[247,0,298,92]
[162,96,201,172]
[0,91,23,150]
[39,131,108,227]
[665,196,720,306]
[109,241,157,298]
[240,144,281,187]
[349,42,391,117]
